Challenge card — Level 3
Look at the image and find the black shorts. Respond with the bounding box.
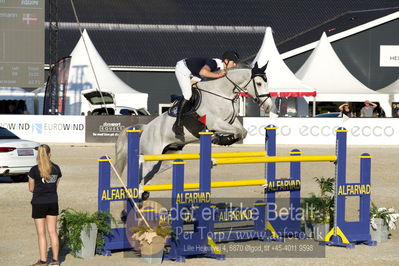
[32,202,59,219]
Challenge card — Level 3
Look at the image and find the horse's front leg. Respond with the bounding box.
[227,119,247,139]
[206,118,247,145]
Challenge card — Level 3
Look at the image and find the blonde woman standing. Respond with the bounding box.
[28,144,62,266]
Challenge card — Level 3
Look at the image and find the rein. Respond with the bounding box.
[196,86,239,124]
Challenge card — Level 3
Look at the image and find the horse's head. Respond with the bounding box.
[246,62,272,112]
[202,64,272,113]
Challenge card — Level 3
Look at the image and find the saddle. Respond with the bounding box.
[168,88,205,138]
[168,87,201,117]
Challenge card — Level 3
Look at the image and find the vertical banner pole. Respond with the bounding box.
[290,148,302,238]
[334,128,347,237]
[127,127,141,204]
[199,130,213,245]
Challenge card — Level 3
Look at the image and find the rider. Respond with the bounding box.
[173,51,240,136]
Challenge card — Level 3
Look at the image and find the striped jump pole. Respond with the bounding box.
[213,155,336,164]
[143,151,266,161]
[143,179,267,191]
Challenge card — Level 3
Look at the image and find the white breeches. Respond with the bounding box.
[175,60,193,100]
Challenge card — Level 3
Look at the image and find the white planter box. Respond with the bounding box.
[76,223,98,258]
[370,218,389,243]
[313,223,330,241]
[140,236,165,264]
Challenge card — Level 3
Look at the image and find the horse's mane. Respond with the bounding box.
[225,63,252,72]
[235,62,252,69]
[224,64,252,76]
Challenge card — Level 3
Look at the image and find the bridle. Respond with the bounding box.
[248,73,271,107]
[224,71,271,108]
[196,71,270,104]
[195,68,270,124]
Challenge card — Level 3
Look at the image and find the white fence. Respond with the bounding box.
[1,115,398,145]
[243,117,399,145]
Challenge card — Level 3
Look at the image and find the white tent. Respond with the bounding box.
[44,29,148,115]
[252,27,316,98]
[0,87,35,114]
[378,79,399,102]
[296,32,391,116]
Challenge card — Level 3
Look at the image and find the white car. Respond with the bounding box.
[81,89,151,116]
[0,127,39,182]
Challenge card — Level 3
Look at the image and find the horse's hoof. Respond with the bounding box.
[213,133,239,146]
[141,191,150,201]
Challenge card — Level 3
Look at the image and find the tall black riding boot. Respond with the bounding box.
[173,98,188,137]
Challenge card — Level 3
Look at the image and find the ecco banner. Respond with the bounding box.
[243,117,399,145]
[85,116,156,143]
[0,115,85,143]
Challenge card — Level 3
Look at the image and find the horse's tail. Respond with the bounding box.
[114,124,145,176]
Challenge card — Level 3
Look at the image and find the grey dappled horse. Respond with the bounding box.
[115,63,272,188]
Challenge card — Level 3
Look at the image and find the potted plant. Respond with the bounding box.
[301,177,334,240]
[58,208,115,258]
[129,221,172,264]
[370,202,399,243]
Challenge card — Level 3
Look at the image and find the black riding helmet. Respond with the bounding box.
[222,51,240,62]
